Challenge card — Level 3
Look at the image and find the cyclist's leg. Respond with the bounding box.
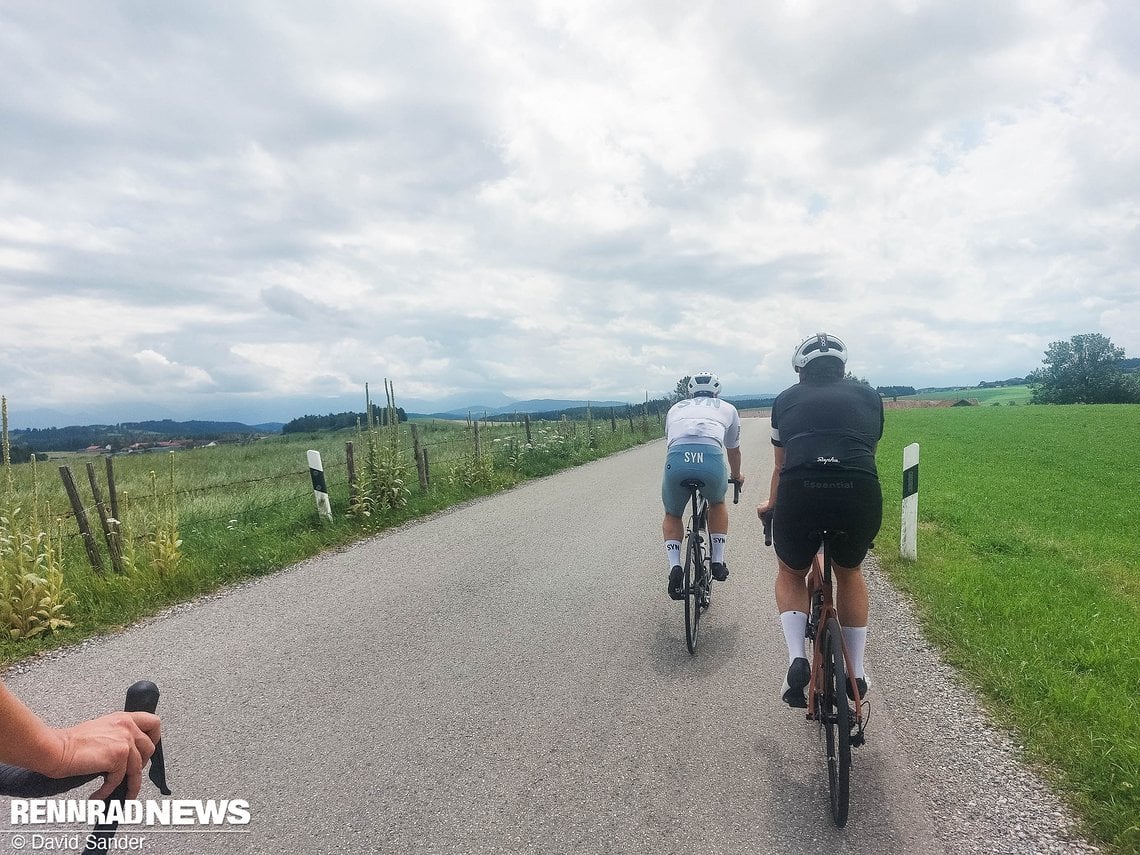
[662,512,684,560]
[777,559,813,707]
[706,500,729,578]
[832,564,869,627]
[661,451,693,599]
[697,448,730,577]
[772,480,819,706]
[830,478,882,692]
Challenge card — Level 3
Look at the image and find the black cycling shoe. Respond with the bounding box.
[847,675,868,702]
[667,565,685,600]
[710,561,728,581]
[782,657,810,708]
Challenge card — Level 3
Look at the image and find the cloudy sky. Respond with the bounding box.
[2,1,1138,426]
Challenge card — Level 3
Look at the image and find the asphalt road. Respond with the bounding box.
[1,418,1091,855]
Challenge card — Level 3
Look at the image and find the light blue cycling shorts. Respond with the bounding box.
[662,442,728,516]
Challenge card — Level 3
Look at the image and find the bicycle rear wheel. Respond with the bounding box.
[819,616,851,826]
[683,530,702,654]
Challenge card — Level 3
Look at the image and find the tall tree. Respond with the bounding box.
[672,376,691,403]
[1028,333,1139,404]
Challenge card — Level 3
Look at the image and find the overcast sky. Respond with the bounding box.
[2,1,1138,426]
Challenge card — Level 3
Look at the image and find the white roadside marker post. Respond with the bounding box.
[307,449,333,521]
[901,443,919,560]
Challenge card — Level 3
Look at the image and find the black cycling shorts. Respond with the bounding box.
[773,475,882,572]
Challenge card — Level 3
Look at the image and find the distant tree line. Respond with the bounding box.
[9,421,266,453]
[876,385,917,398]
[282,405,407,434]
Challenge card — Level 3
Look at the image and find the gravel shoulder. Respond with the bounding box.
[863,555,1103,854]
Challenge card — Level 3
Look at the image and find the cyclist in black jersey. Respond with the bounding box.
[756,334,884,707]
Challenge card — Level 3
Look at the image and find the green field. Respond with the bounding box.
[4,401,1138,850]
[889,384,1034,405]
[875,404,1140,853]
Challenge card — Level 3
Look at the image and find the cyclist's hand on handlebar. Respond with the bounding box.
[47,711,161,800]
[756,499,774,520]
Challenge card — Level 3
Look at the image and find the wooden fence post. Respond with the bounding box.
[610,407,617,432]
[106,456,124,568]
[59,465,104,574]
[345,441,358,505]
[524,413,532,445]
[86,462,125,573]
[411,424,428,491]
[105,457,120,526]
[422,447,431,486]
[473,419,481,458]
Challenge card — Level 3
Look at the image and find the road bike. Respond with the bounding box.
[0,680,171,854]
[761,512,867,826]
[681,477,742,654]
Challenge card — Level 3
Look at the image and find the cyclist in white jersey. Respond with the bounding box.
[662,372,744,600]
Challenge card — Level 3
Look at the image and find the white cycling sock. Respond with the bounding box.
[842,626,868,679]
[780,611,808,663]
[665,540,682,569]
[710,533,727,564]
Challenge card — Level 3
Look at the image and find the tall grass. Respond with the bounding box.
[875,405,1140,854]
[1,406,662,663]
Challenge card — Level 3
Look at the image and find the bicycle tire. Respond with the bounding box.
[699,510,713,612]
[819,616,851,826]
[683,529,701,654]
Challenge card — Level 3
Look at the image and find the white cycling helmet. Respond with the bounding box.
[792,333,848,371]
[688,371,722,397]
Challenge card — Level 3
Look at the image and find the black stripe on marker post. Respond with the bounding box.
[902,463,918,499]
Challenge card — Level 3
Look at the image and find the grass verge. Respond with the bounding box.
[875,404,1139,854]
[2,416,662,666]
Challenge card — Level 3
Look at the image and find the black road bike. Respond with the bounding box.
[681,477,742,654]
[762,512,868,826]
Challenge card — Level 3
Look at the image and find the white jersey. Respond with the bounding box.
[665,396,741,449]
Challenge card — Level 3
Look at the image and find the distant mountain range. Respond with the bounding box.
[418,398,638,418]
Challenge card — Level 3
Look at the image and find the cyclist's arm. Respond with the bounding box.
[756,445,784,517]
[0,680,160,800]
[727,446,743,483]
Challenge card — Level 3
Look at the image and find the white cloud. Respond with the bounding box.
[1,0,1138,426]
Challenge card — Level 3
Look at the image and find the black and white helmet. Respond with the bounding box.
[688,372,722,397]
[792,333,848,371]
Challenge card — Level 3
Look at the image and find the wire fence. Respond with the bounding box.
[3,410,665,575]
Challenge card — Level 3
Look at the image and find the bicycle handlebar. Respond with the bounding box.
[730,478,743,505]
[0,680,170,799]
[760,509,774,546]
